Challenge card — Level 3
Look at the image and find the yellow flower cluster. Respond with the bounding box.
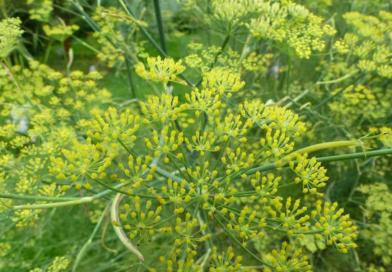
[0,17,24,59]
[341,11,392,78]
[115,196,163,244]
[328,85,390,123]
[210,246,244,272]
[27,0,53,22]
[140,94,183,123]
[210,0,261,25]
[30,256,70,272]
[359,182,392,265]
[118,155,156,189]
[240,101,306,137]
[50,138,115,190]
[43,24,79,42]
[150,252,202,272]
[312,201,358,253]
[185,131,220,155]
[290,153,328,196]
[12,208,41,228]
[263,242,312,272]
[201,69,245,98]
[223,206,265,245]
[246,2,336,59]
[135,57,186,84]
[0,242,11,257]
[87,107,140,153]
[145,126,184,162]
[174,213,211,253]
[185,88,221,116]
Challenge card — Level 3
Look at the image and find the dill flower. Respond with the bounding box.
[246,2,336,59]
[30,256,70,272]
[242,52,274,72]
[88,107,140,153]
[328,85,389,122]
[0,18,24,59]
[140,94,183,123]
[289,153,329,196]
[210,0,261,25]
[185,131,220,156]
[135,56,186,84]
[48,257,70,272]
[215,114,250,142]
[240,101,306,137]
[265,197,310,235]
[334,40,350,54]
[225,207,265,244]
[43,24,79,42]
[221,147,255,174]
[250,172,281,203]
[263,242,312,272]
[312,201,358,253]
[0,242,11,257]
[210,246,244,272]
[201,69,245,98]
[12,208,41,228]
[184,88,221,116]
[260,128,295,161]
[49,138,115,190]
[173,213,211,253]
[27,0,53,22]
[160,179,193,214]
[144,126,184,162]
[358,59,377,73]
[118,155,156,190]
[151,252,202,272]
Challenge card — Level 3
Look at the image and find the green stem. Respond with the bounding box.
[43,39,53,64]
[72,202,111,272]
[12,197,93,210]
[10,183,129,210]
[245,148,392,176]
[124,56,137,100]
[286,56,292,95]
[316,71,358,85]
[0,194,80,202]
[316,148,392,163]
[153,0,167,54]
[213,213,273,268]
[72,35,101,54]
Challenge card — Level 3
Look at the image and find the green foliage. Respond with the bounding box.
[0,0,392,272]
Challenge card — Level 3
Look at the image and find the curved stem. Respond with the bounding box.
[111,193,144,262]
[294,140,360,155]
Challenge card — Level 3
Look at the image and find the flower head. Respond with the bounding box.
[135,56,186,84]
[0,18,24,59]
